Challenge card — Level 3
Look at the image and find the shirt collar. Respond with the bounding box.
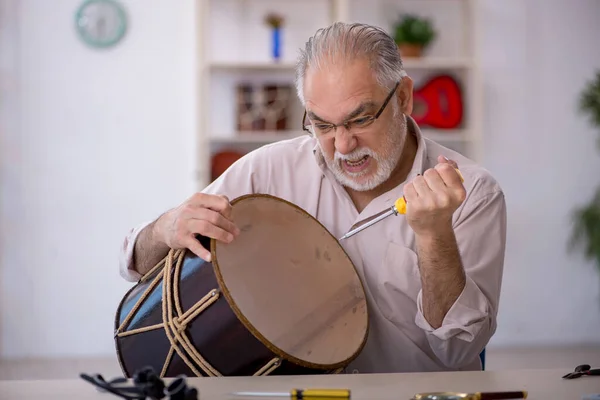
[404,115,428,179]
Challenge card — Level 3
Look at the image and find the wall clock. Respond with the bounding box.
[75,0,127,48]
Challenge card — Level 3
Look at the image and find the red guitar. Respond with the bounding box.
[411,75,463,129]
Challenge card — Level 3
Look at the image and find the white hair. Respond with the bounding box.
[295,22,407,105]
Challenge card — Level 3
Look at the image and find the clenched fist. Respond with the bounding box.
[153,193,241,261]
[404,156,466,236]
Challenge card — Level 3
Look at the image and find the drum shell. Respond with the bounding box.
[114,194,369,378]
[114,236,344,378]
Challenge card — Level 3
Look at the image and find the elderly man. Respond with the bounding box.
[119,22,506,374]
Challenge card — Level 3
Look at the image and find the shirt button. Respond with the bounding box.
[352,369,359,374]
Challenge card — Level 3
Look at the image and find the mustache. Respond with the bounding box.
[333,147,377,162]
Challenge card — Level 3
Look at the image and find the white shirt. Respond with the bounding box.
[119,117,507,373]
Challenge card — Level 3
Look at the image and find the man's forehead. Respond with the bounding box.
[304,58,375,92]
[303,62,381,118]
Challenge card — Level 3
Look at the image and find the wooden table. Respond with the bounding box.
[1,368,598,399]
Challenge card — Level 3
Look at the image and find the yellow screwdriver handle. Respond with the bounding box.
[394,168,464,215]
[395,196,408,215]
[290,388,351,399]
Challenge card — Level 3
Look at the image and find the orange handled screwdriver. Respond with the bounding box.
[339,168,464,240]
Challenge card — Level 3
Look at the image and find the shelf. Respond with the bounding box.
[421,129,471,142]
[209,131,306,144]
[208,129,470,145]
[208,62,296,71]
[402,57,474,69]
[207,57,474,72]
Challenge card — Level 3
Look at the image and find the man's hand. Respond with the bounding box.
[153,193,241,261]
[404,155,466,237]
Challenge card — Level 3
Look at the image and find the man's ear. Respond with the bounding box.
[397,76,414,115]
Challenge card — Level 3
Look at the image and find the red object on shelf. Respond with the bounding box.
[211,150,245,181]
[412,75,463,129]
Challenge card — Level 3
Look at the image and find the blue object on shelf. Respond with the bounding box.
[272,27,281,60]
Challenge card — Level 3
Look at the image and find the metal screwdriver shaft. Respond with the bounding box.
[338,168,464,241]
[339,196,407,240]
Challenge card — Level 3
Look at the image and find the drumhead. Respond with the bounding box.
[211,194,368,369]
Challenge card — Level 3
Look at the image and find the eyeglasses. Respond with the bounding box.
[302,81,400,137]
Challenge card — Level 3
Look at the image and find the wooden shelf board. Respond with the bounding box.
[207,57,474,71]
[402,57,474,69]
[208,129,470,145]
[421,129,471,142]
[208,61,296,71]
[209,131,306,144]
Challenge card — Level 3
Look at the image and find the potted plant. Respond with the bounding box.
[393,14,436,58]
[569,70,600,282]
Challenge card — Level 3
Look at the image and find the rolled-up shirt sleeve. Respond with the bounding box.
[119,221,153,282]
[414,188,507,369]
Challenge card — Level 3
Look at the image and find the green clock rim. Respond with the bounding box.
[75,0,127,48]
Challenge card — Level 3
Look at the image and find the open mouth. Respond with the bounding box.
[342,155,370,172]
[345,155,369,166]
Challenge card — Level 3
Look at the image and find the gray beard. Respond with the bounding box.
[320,114,407,192]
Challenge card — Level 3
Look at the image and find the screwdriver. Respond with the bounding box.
[339,168,464,241]
[231,388,351,399]
[411,390,528,400]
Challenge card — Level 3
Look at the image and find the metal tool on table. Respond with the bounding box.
[562,364,600,379]
[410,391,528,400]
[339,168,464,241]
[231,388,351,399]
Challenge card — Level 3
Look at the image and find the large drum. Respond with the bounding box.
[114,194,369,378]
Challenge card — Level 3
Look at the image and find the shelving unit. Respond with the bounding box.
[195,0,482,189]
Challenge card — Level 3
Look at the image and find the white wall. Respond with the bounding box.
[0,0,198,358]
[1,0,599,359]
[480,0,600,348]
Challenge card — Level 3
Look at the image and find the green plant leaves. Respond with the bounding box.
[393,14,436,47]
[579,70,600,148]
[570,69,600,276]
[570,188,600,270]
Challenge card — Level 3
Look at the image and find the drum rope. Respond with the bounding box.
[140,256,168,283]
[116,267,165,335]
[116,322,164,337]
[116,247,290,377]
[253,358,281,376]
[161,248,222,377]
[160,346,175,377]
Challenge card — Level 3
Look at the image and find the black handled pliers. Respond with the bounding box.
[562,364,600,379]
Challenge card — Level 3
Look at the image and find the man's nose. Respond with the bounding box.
[334,128,357,155]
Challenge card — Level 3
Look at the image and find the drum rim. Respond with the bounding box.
[210,193,370,370]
